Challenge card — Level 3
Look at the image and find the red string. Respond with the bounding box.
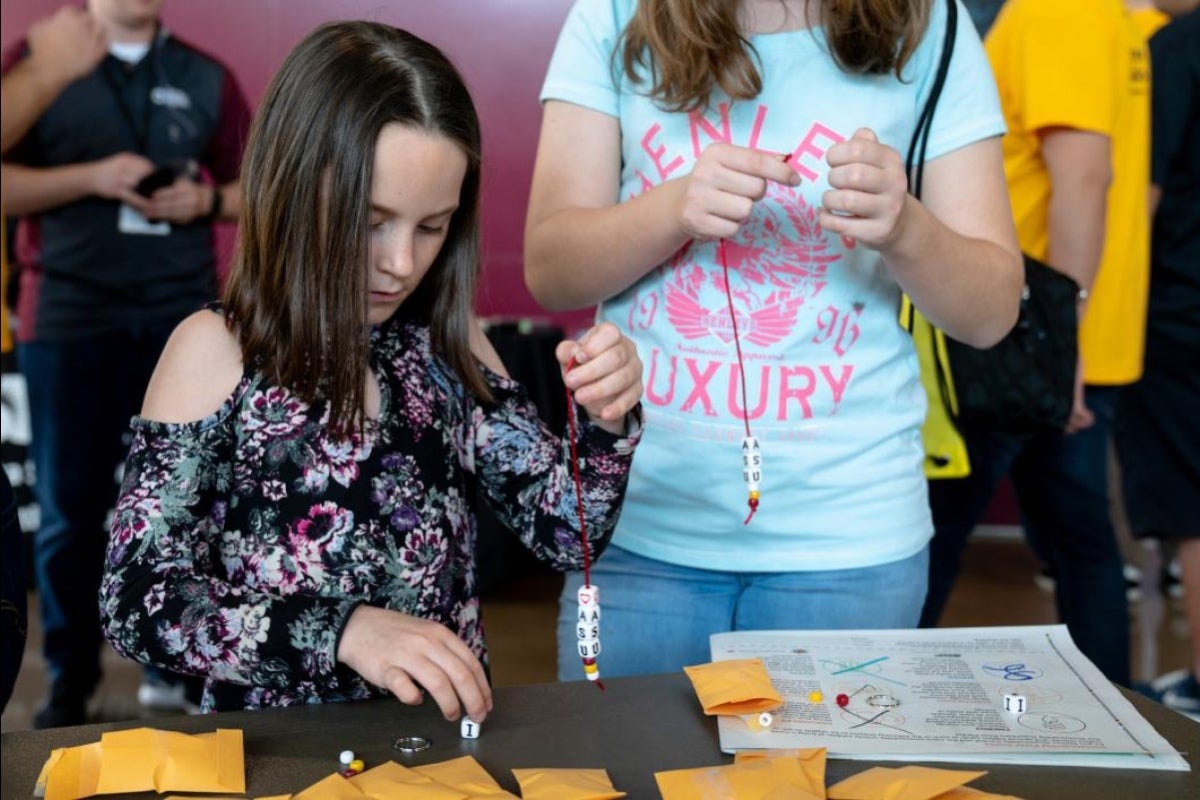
[720,239,753,440]
[564,357,591,587]
[564,357,605,691]
[719,239,759,524]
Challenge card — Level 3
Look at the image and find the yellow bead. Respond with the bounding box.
[749,490,760,500]
[584,661,599,674]
[809,690,823,703]
[349,759,365,772]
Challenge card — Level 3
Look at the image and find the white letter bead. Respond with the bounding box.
[1003,694,1027,714]
[577,585,600,606]
[577,605,601,623]
[577,638,601,658]
[460,717,481,739]
[576,622,599,640]
[742,437,762,488]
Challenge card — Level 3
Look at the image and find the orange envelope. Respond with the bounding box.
[292,773,367,799]
[656,758,823,800]
[413,756,520,799]
[511,767,627,799]
[827,766,988,800]
[683,659,785,716]
[734,748,826,797]
[86,728,245,796]
[349,761,469,799]
[930,788,1023,800]
[44,742,103,800]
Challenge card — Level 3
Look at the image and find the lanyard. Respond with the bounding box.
[100,51,156,154]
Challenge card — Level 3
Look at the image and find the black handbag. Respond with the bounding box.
[944,255,1079,433]
[906,0,1079,438]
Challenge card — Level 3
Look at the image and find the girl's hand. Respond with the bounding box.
[820,128,911,249]
[337,605,492,723]
[558,322,643,434]
[676,142,800,239]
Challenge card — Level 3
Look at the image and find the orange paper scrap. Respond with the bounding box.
[656,758,823,800]
[292,774,367,800]
[44,742,103,800]
[413,756,520,799]
[733,748,826,797]
[827,766,988,800]
[350,761,469,799]
[512,767,627,799]
[933,788,1023,799]
[683,658,785,716]
[41,728,244,800]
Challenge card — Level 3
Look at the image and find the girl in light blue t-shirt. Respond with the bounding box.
[526,0,1021,680]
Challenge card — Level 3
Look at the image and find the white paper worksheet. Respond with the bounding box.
[711,625,1189,770]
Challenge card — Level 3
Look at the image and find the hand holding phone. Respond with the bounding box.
[134,165,177,197]
[134,159,199,197]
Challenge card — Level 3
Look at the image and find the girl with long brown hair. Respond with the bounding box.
[526,0,1021,678]
[100,20,644,721]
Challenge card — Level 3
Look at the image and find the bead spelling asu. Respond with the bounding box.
[565,357,605,690]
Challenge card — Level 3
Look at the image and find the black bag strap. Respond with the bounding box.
[903,0,962,438]
[906,0,959,201]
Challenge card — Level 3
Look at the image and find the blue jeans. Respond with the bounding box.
[921,386,1130,687]
[556,544,929,681]
[19,321,177,703]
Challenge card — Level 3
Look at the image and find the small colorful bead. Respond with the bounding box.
[808,690,823,703]
[339,749,355,766]
[349,759,365,773]
[836,693,849,708]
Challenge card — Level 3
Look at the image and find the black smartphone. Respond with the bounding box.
[134,159,199,197]
[134,165,178,197]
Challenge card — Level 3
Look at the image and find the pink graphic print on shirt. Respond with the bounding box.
[627,108,866,428]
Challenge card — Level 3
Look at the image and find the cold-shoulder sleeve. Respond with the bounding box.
[100,393,362,696]
[468,368,642,570]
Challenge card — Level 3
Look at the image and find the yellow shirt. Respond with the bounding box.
[1130,7,1169,39]
[986,0,1150,384]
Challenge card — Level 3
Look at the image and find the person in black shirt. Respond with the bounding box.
[1115,1,1200,721]
[0,0,250,728]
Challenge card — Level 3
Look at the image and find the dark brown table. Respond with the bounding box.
[2,673,1197,799]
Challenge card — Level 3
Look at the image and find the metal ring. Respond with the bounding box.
[866,694,900,708]
[393,735,432,754]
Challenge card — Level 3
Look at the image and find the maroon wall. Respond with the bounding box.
[1,0,593,331]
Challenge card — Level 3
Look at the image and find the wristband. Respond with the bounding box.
[204,186,223,222]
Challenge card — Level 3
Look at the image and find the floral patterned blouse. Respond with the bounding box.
[100,310,641,711]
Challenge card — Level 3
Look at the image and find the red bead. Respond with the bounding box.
[836,693,849,707]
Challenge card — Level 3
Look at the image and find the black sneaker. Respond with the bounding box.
[1034,564,1143,602]
[33,696,87,729]
[1163,559,1184,600]
[1147,670,1200,722]
[138,672,203,714]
